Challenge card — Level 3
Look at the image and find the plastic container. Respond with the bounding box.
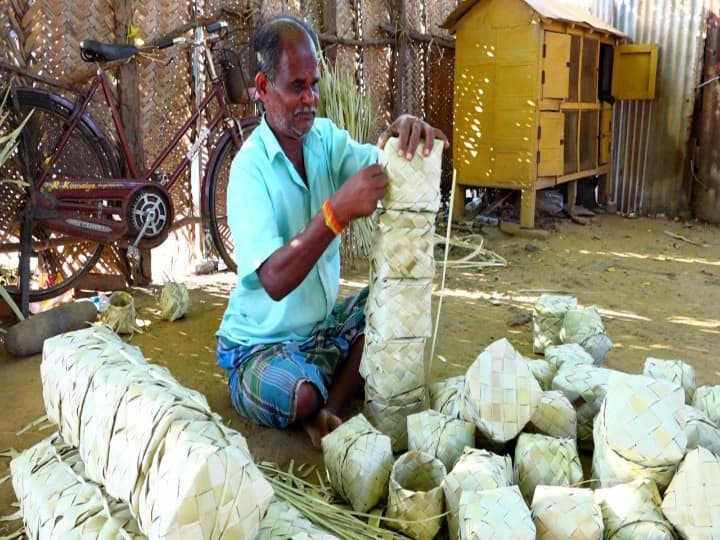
[476,215,500,226]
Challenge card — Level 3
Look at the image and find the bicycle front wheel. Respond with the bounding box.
[0,88,119,302]
[206,118,259,273]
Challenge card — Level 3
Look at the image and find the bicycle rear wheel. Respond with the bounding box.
[206,117,259,273]
[0,88,119,302]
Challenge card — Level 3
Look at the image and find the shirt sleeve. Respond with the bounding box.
[323,120,379,190]
[226,147,283,290]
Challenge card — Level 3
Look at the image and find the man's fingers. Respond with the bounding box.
[422,126,435,157]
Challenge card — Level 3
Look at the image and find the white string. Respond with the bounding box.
[429,169,457,374]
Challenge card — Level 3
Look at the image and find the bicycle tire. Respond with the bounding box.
[206,117,259,273]
[0,87,119,302]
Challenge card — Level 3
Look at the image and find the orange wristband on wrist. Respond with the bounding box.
[322,200,344,235]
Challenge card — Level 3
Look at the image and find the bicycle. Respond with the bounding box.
[0,19,258,311]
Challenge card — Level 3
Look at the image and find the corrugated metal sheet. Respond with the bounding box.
[588,0,707,216]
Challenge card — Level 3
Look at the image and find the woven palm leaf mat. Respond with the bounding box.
[683,404,720,454]
[407,409,475,472]
[360,332,425,396]
[10,434,145,539]
[594,479,675,539]
[386,450,446,540]
[459,338,543,443]
[559,305,613,363]
[532,294,577,354]
[370,209,436,280]
[257,500,337,540]
[528,390,577,440]
[531,486,603,540]
[458,485,536,540]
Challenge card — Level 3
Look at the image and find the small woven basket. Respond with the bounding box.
[365,275,433,340]
[594,479,675,540]
[102,290,142,334]
[692,384,720,425]
[443,447,513,539]
[661,447,720,539]
[513,433,583,503]
[364,385,427,451]
[160,281,190,321]
[407,409,475,472]
[360,332,426,397]
[545,343,597,371]
[370,209,436,280]
[257,500,338,540]
[532,294,578,354]
[642,357,696,404]
[428,375,464,418]
[559,306,613,363]
[458,486,536,540]
[386,451,446,540]
[684,404,720,454]
[377,137,444,213]
[321,414,393,512]
[528,390,577,440]
[526,358,556,391]
[459,338,542,443]
[531,486,603,540]
[552,364,613,442]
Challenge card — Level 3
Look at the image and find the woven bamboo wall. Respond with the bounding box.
[0,0,458,286]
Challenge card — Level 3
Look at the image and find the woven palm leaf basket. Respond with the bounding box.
[544,343,597,371]
[551,363,613,442]
[257,500,338,540]
[103,290,142,334]
[370,209,436,280]
[532,294,578,354]
[160,281,190,321]
[531,485,603,540]
[386,450,446,540]
[661,447,720,539]
[365,274,433,341]
[136,419,273,539]
[594,479,675,540]
[10,434,145,539]
[692,384,720,425]
[528,390,577,440]
[377,137,444,213]
[364,385,427,451]
[443,447,513,539]
[643,357,697,404]
[321,413,393,513]
[526,358,556,391]
[428,375,464,418]
[684,404,720,454]
[459,338,542,443]
[360,331,425,397]
[407,409,475,472]
[513,433,583,503]
[558,306,612,363]
[458,486,536,540]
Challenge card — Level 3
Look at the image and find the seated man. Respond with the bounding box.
[216,14,448,447]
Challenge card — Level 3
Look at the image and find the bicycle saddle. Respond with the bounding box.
[80,40,140,62]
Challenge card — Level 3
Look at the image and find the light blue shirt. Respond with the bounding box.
[217,116,378,346]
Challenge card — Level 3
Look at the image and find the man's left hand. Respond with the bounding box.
[377,114,450,160]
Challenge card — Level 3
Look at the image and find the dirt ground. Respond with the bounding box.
[1,212,719,533]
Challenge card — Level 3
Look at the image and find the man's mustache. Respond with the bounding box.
[294,107,316,116]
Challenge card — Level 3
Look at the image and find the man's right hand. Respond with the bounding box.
[330,164,387,225]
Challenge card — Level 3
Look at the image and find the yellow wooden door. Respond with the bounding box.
[538,112,564,176]
[542,32,571,99]
[612,44,659,100]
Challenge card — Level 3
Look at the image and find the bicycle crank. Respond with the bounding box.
[127,187,172,247]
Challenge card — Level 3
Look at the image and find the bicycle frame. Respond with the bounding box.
[31,44,244,248]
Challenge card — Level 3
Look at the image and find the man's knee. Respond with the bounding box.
[295,381,322,421]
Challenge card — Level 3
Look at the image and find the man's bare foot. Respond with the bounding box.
[304,407,342,449]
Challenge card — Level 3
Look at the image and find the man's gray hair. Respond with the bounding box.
[253,15,319,82]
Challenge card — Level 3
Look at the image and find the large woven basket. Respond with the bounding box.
[459,338,542,443]
[692,384,720,425]
[526,358,556,391]
[407,409,475,472]
[365,274,433,340]
[370,209,436,280]
[377,137,444,213]
[528,390,577,441]
[257,500,338,540]
[661,447,720,539]
[559,306,612,363]
[136,419,273,539]
[10,433,144,539]
[386,451,446,540]
[364,385,427,451]
[545,343,596,371]
[513,433,583,503]
[428,375,464,418]
[684,404,720,454]
[643,357,696,404]
[531,486,603,540]
[321,414,393,513]
[443,447,513,539]
[532,294,578,354]
[458,486,536,540]
[552,364,613,442]
[360,332,426,397]
[594,479,675,540]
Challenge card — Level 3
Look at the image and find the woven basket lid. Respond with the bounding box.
[661,447,720,539]
[684,404,720,455]
[531,485,603,540]
[458,486,536,540]
[377,137,443,213]
[370,209,437,280]
[360,333,426,397]
[559,306,612,363]
[407,409,475,472]
[529,390,577,440]
[459,338,542,442]
[643,357,697,404]
[513,433,584,503]
[364,385,427,452]
[429,375,464,418]
[692,385,720,425]
[386,450,446,540]
[545,343,597,371]
[526,359,556,391]
[365,275,433,340]
[532,294,578,353]
[258,500,338,540]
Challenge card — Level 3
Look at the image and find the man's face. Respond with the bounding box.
[258,32,320,141]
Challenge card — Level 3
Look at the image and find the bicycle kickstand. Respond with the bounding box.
[18,204,34,318]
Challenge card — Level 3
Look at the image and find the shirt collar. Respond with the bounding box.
[257,114,321,163]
